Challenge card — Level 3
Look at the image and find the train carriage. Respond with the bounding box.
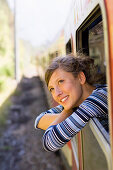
[56,0,113,170]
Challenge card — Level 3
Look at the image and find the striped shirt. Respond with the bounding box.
[35,85,108,152]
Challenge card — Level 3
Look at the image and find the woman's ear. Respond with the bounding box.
[78,72,86,85]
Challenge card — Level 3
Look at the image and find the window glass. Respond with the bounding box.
[89,21,106,80]
[89,21,108,130]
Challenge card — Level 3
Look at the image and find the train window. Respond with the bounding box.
[76,6,108,130]
[76,7,106,82]
[89,21,106,83]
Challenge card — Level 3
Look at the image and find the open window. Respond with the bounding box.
[76,5,108,133]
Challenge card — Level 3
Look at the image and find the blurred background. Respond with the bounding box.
[0,1,73,170]
[0,0,73,110]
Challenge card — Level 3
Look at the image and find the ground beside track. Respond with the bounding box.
[0,76,65,170]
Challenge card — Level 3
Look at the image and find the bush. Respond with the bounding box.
[0,79,5,92]
[0,64,14,77]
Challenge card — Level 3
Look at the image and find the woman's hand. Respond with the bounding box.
[49,109,73,126]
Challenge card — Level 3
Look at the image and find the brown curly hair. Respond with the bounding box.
[45,53,104,86]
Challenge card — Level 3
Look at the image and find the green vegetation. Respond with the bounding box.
[0,98,11,128]
[2,145,12,151]
[0,0,14,92]
[0,0,14,131]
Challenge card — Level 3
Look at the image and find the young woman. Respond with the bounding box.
[35,54,108,152]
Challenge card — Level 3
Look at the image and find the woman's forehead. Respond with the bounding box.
[48,69,64,85]
[48,68,75,87]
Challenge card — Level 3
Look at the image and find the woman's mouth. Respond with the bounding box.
[60,96,69,103]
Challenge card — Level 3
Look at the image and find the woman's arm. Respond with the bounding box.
[37,114,60,130]
[43,87,108,152]
[49,109,73,126]
[34,105,63,130]
[36,109,72,130]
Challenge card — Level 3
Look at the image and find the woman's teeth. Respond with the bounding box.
[61,96,68,102]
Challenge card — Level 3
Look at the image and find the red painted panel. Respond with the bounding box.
[67,141,72,149]
[78,133,83,170]
[104,0,113,162]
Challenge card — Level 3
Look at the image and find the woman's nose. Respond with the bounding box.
[54,87,62,97]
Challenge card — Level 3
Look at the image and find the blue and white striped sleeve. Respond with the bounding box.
[35,105,63,129]
[42,87,108,152]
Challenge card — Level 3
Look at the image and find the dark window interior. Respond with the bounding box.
[66,39,72,54]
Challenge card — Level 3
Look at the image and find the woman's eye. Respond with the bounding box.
[49,88,54,93]
[58,80,64,84]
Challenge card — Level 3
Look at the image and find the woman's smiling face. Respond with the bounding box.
[48,68,85,110]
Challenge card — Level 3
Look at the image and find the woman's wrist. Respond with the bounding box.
[62,109,73,116]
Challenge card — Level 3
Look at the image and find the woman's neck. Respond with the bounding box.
[82,83,96,100]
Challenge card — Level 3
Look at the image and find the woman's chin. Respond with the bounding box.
[63,105,72,111]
